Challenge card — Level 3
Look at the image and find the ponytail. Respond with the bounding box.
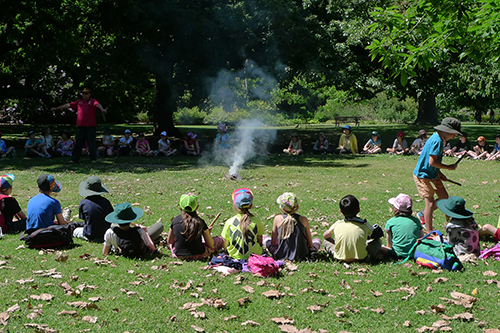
[279,214,297,239]
[180,209,203,242]
[237,207,254,241]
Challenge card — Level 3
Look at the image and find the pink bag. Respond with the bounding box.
[479,243,500,261]
[248,254,279,277]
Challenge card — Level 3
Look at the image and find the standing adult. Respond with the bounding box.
[51,88,107,163]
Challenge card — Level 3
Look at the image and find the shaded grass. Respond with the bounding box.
[0,124,499,332]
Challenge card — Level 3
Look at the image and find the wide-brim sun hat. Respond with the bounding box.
[433,117,462,135]
[79,176,109,197]
[217,124,227,132]
[436,196,473,219]
[105,202,143,224]
[388,193,412,213]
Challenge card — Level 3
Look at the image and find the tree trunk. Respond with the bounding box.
[153,76,182,137]
[415,92,439,125]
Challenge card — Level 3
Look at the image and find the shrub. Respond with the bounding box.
[136,111,151,123]
[174,107,208,125]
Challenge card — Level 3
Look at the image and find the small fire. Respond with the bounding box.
[224,173,242,181]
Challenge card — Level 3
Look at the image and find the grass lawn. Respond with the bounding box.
[0,123,499,333]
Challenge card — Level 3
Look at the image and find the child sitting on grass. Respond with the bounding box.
[135,133,155,156]
[323,195,382,262]
[157,131,177,156]
[410,129,427,155]
[467,136,491,160]
[118,129,134,156]
[283,133,304,155]
[479,218,500,243]
[312,133,329,154]
[362,131,382,154]
[485,134,500,161]
[221,188,264,260]
[437,196,480,256]
[264,192,321,261]
[26,174,67,232]
[103,203,164,256]
[0,174,26,233]
[73,176,114,243]
[181,132,201,156]
[380,194,423,260]
[0,132,16,158]
[444,132,470,157]
[56,131,74,157]
[25,131,50,158]
[387,131,409,155]
[168,193,224,260]
[98,126,115,157]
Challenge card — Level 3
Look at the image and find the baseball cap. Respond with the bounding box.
[124,129,131,134]
[0,174,15,191]
[371,131,379,136]
[179,193,199,213]
[342,125,352,131]
[397,131,405,138]
[160,131,167,136]
[232,188,253,209]
[388,193,412,213]
[37,174,62,193]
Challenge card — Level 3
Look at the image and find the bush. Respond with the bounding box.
[136,111,151,123]
[174,107,208,125]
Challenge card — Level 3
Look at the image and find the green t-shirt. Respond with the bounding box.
[385,215,422,258]
[221,213,264,260]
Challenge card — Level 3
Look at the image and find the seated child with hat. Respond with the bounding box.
[323,195,382,262]
[73,176,114,242]
[0,174,26,234]
[380,193,424,260]
[168,193,224,260]
[283,133,304,155]
[26,174,67,232]
[102,203,164,256]
[157,131,177,156]
[362,131,382,154]
[387,131,409,155]
[221,188,264,260]
[437,196,480,256]
[410,129,427,155]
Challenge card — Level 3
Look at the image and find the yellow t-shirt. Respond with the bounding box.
[221,214,264,260]
[328,218,373,261]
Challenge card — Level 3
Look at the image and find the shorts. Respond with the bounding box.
[493,229,500,243]
[413,174,444,199]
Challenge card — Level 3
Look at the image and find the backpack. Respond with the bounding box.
[209,253,244,270]
[248,254,279,277]
[112,227,146,258]
[0,194,10,233]
[401,230,463,271]
[21,224,74,249]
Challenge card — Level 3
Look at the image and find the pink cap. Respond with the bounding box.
[388,193,412,213]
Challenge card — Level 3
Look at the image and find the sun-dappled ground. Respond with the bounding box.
[0,124,500,332]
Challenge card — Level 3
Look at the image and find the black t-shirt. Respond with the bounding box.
[79,196,113,240]
[477,143,491,153]
[453,140,471,152]
[170,214,208,257]
[2,197,22,232]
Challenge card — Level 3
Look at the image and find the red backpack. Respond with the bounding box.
[248,254,279,277]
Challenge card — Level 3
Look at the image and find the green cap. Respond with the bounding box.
[179,193,198,213]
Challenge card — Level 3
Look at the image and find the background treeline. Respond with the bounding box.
[2,0,500,135]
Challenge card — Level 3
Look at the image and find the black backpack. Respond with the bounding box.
[21,224,74,249]
[113,227,146,258]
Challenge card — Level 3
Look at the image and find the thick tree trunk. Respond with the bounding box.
[153,77,182,137]
[414,92,439,125]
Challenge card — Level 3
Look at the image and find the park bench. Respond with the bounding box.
[334,116,360,127]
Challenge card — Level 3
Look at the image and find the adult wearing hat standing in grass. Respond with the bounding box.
[167,193,224,260]
[51,88,107,163]
[413,117,462,233]
[73,176,114,242]
[0,174,26,234]
[26,174,67,232]
[102,203,164,256]
[336,125,358,154]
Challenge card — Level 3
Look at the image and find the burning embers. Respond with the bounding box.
[224,173,242,181]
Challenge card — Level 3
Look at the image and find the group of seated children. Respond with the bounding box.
[4,172,500,264]
[443,133,500,161]
[25,127,74,158]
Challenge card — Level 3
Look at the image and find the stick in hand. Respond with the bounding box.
[209,212,222,229]
[454,152,466,165]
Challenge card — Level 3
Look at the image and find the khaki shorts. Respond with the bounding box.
[413,174,444,199]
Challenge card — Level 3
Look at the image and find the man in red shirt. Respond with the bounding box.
[51,88,107,163]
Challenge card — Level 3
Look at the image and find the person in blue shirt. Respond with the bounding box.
[215,124,231,149]
[0,132,16,158]
[24,131,50,158]
[26,174,67,232]
[413,117,462,232]
[486,134,500,161]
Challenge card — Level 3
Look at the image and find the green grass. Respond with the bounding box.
[0,123,500,332]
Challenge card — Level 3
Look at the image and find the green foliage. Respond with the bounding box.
[174,107,208,125]
[135,111,152,123]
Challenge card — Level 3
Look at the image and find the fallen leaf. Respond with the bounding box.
[190,311,205,319]
[403,321,411,327]
[416,326,437,333]
[483,329,500,333]
[191,325,205,332]
[477,320,487,327]
[242,285,255,293]
[453,312,473,321]
[241,320,260,326]
[371,307,384,314]
[431,304,446,313]
[270,316,294,325]
[24,323,57,333]
[278,324,299,332]
[237,297,251,306]
[434,277,449,284]
[82,315,98,323]
[450,291,477,303]
[371,290,383,297]
[67,301,100,310]
[432,320,450,328]
[55,253,69,263]
[6,304,20,313]
[57,310,77,316]
[483,270,497,277]
[30,293,54,301]
[415,310,426,315]
[26,310,42,319]
[262,290,285,299]
[0,312,9,326]
[224,315,238,321]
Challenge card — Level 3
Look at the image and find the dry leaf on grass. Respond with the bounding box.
[67,301,100,310]
[30,293,54,301]
[55,253,68,263]
[237,297,251,306]
[224,315,238,321]
[57,310,77,316]
[416,326,437,333]
[450,291,477,303]
[119,288,138,296]
[431,304,446,313]
[190,311,205,319]
[370,290,383,297]
[0,312,9,326]
[262,290,285,298]
[241,320,260,326]
[6,304,20,313]
[483,329,500,333]
[371,307,384,314]
[82,315,97,323]
[88,297,102,302]
[242,285,255,293]
[278,324,300,333]
[403,321,411,327]
[24,323,57,333]
[433,277,449,284]
[483,270,497,277]
[452,312,473,321]
[16,278,35,285]
[415,310,426,315]
[191,325,205,332]
[306,301,329,314]
[432,320,450,328]
[271,316,294,325]
[26,310,43,319]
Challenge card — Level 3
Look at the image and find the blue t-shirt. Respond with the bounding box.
[413,132,443,179]
[0,140,7,153]
[366,138,381,148]
[26,193,62,230]
[25,138,42,154]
